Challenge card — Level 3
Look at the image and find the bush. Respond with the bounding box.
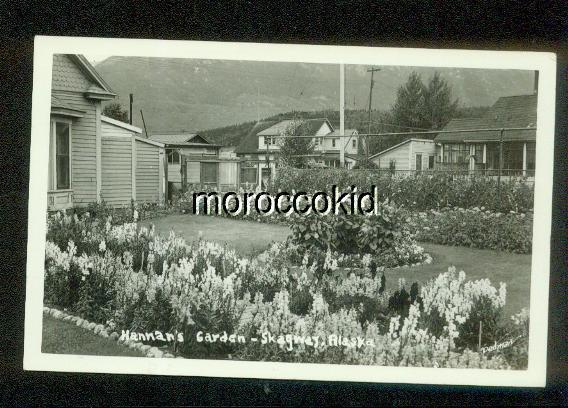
[406,207,533,254]
[287,202,431,274]
[272,168,534,213]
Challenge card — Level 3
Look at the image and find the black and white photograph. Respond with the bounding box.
[24,37,556,387]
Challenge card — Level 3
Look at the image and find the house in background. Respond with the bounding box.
[100,116,166,206]
[369,139,437,172]
[148,132,221,191]
[435,94,537,177]
[48,54,115,210]
[235,118,362,186]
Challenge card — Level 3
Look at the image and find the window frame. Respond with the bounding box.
[200,161,218,184]
[167,149,180,165]
[49,118,72,191]
[442,143,469,164]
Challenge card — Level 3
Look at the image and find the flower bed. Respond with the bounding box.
[43,211,528,369]
[404,207,533,254]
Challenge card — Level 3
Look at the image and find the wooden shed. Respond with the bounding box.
[101,116,166,206]
[369,138,437,172]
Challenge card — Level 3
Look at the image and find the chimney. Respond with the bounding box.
[533,71,539,94]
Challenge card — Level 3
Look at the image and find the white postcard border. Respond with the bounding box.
[24,36,556,387]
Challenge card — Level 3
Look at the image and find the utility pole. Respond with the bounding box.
[339,64,345,168]
[129,93,133,125]
[367,67,381,161]
[140,110,149,138]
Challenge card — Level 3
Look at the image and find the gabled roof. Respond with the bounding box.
[435,94,537,143]
[234,120,280,154]
[148,133,219,147]
[257,118,334,136]
[69,55,114,95]
[329,129,358,136]
[369,138,434,160]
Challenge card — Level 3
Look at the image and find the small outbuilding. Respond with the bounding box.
[369,138,437,172]
[101,116,166,206]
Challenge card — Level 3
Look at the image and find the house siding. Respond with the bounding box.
[409,141,437,170]
[52,91,98,204]
[101,136,132,206]
[371,143,410,169]
[219,162,238,189]
[168,164,182,183]
[136,140,161,202]
[187,161,200,183]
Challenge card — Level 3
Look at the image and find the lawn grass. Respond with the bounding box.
[145,214,531,316]
[143,214,290,256]
[383,243,531,316]
[41,315,144,357]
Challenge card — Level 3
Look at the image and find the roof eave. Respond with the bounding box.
[84,91,116,101]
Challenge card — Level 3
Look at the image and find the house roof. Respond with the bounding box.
[234,120,280,154]
[329,129,358,136]
[435,94,537,143]
[148,133,219,146]
[101,115,142,133]
[257,118,334,136]
[369,138,434,160]
[134,136,164,148]
[70,55,115,95]
[235,118,336,155]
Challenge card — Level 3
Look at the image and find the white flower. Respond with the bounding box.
[99,240,106,252]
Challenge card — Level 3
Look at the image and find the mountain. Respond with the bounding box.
[94,56,535,136]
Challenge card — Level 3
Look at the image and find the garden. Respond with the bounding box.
[42,170,533,369]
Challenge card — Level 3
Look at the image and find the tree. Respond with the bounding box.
[391,72,428,130]
[390,71,459,131]
[103,102,129,123]
[277,119,315,168]
[423,72,459,130]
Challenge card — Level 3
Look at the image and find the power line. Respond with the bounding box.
[260,126,536,139]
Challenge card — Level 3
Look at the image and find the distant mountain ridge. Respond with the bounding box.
[94,56,534,138]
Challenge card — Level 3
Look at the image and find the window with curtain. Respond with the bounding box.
[49,121,71,190]
[443,143,469,163]
[503,142,523,170]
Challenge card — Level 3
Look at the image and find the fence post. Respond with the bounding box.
[181,156,187,194]
[478,320,483,352]
[497,128,504,212]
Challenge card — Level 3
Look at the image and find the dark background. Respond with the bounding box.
[0,1,566,405]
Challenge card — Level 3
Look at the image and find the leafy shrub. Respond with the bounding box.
[272,168,534,213]
[406,207,533,254]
